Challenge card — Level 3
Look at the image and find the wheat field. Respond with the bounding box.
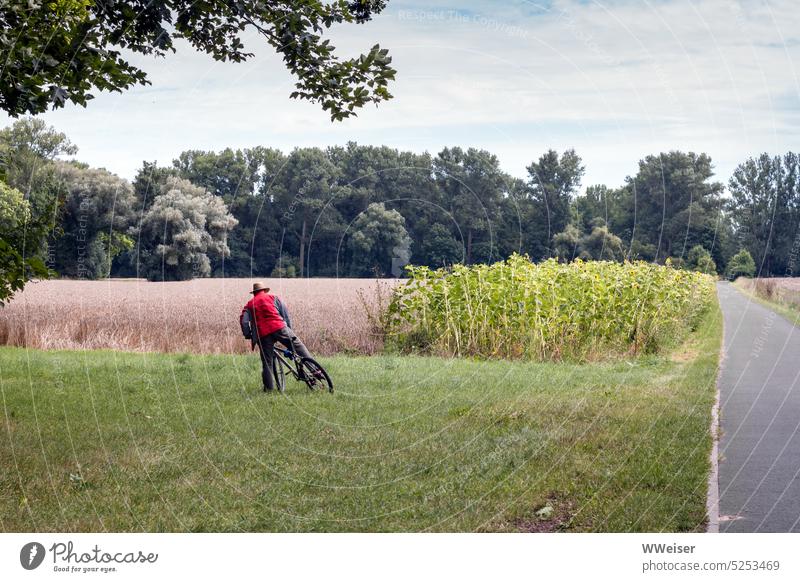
[736,277,800,305]
[0,278,396,355]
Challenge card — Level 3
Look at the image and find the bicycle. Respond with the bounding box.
[271,345,333,394]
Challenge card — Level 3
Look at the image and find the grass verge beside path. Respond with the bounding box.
[733,279,800,326]
[0,302,722,532]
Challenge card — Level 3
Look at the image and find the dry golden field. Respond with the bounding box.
[0,278,396,355]
[736,277,800,312]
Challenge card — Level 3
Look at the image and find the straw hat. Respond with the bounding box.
[250,282,270,294]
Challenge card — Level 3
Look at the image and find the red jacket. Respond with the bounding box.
[241,292,291,338]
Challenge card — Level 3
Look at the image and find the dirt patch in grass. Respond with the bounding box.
[668,324,705,363]
[513,498,576,532]
[670,347,699,363]
[484,496,576,533]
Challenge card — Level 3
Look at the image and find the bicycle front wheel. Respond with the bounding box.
[272,352,288,393]
[300,358,333,393]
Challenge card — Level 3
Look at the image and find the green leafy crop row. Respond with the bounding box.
[386,254,715,361]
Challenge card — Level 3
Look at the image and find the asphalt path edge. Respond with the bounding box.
[706,297,724,533]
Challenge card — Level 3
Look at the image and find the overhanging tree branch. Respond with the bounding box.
[0,0,395,121]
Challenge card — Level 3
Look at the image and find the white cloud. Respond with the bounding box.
[4,0,798,189]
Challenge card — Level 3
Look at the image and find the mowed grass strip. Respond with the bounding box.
[0,303,721,532]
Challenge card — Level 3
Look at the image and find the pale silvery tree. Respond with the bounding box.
[138,177,238,281]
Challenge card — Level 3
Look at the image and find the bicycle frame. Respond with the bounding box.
[272,347,303,380]
[267,344,333,393]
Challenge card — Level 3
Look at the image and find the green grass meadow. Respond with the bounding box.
[0,303,721,532]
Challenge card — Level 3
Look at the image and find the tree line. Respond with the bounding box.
[1,118,797,298]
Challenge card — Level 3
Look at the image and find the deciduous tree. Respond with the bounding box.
[615,152,724,263]
[349,202,411,277]
[726,248,756,279]
[686,245,717,275]
[0,181,50,302]
[522,149,585,260]
[728,153,800,276]
[52,163,137,279]
[433,147,506,264]
[137,177,238,280]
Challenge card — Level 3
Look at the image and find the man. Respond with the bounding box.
[240,282,313,391]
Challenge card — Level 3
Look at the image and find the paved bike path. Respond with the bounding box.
[716,282,800,532]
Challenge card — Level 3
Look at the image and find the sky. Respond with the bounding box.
[5,0,800,190]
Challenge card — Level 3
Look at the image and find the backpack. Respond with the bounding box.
[240,309,254,340]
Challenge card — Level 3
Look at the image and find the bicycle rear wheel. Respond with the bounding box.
[299,358,333,393]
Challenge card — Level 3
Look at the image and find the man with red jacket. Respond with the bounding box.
[240,282,312,391]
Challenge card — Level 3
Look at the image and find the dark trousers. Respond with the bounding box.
[257,326,312,390]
